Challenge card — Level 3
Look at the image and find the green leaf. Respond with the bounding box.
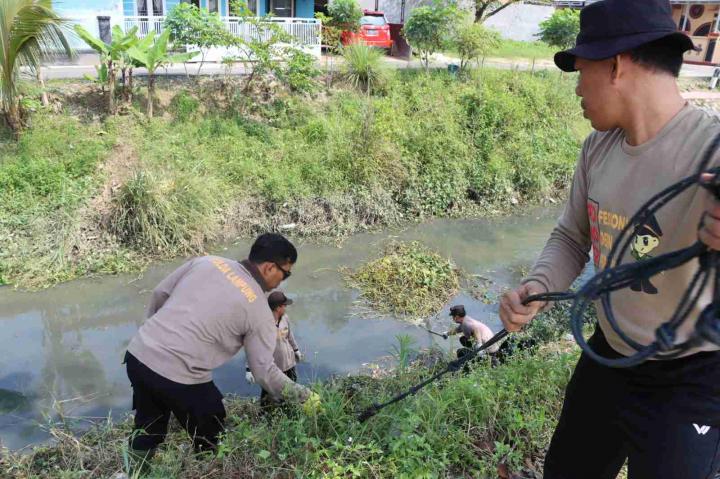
[257,449,271,460]
[74,25,109,55]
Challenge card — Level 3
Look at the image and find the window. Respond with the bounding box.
[137,0,164,15]
[690,4,705,19]
[678,15,691,32]
[208,0,219,13]
[360,15,386,26]
[694,22,712,37]
[270,0,293,17]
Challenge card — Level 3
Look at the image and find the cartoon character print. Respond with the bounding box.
[629,213,663,295]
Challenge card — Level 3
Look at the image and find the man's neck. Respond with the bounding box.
[240,259,270,292]
[619,77,686,147]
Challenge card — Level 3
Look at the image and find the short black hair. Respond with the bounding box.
[248,233,297,265]
[627,36,685,78]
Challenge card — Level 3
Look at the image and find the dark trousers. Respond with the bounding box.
[125,352,226,453]
[544,329,720,479]
[260,367,297,409]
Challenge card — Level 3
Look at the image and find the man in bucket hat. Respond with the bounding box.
[499,0,720,477]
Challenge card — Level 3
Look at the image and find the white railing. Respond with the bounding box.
[122,16,321,47]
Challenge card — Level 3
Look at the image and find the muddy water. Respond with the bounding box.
[0,207,563,450]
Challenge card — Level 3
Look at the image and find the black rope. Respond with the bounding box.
[357,132,720,421]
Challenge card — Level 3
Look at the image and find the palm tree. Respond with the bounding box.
[0,0,72,136]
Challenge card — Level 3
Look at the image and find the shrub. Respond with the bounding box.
[538,8,580,50]
[342,42,386,93]
[454,22,501,72]
[279,49,321,94]
[404,3,459,72]
[327,0,362,31]
[170,90,200,120]
[315,12,343,53]
[164,3,236,72]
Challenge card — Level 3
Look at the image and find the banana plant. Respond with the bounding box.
[83,63,109,92]
[74,24,138,114]
[127,29,197,118]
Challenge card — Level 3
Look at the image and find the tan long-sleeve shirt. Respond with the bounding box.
[524,104,720,357]
[127,256,309,401]
[273,314,299,372]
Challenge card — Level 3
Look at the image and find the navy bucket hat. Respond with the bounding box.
[554,0,695,72]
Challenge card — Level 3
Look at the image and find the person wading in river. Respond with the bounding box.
[245,290,304,410]
[124,233,321,464]
[446,305,499,362]
[499,1,720,477]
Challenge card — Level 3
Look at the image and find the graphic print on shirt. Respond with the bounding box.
[629,213,663,295]
[587,198,662,295]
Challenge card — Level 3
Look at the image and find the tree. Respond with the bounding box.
[474,0,551,24]
[0,0,72,136]
[403,3,458,72]
[454,22,500,73]
[163,3,236,74]
[327,0,362,32]
[127,30,197,117]
[538,8,580,50]
[75,25,138,114]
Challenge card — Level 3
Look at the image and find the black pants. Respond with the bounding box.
[260,367,297,409]
[544,329,720,479]
[125,352,226,453]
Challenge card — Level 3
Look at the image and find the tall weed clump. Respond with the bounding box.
[108,171,218,254]
[341,42,386,93]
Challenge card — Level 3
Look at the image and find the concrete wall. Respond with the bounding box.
[484,3,554,42]
[54,0,125,49]
[356,0,472,24]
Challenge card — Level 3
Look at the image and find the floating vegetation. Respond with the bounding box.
[345,241,461,319]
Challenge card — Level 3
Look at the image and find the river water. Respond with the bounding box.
[0,208,562,450]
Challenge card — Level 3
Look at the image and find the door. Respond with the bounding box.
[270,0,294,17]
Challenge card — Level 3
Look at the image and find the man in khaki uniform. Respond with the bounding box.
[124,233,320,458]
[246,291,304,408]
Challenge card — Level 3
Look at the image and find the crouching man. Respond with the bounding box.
[246,290,305,410]
[124,233,321,462]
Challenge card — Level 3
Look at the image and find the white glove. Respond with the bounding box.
[294,350,304,362]
[245,370,255,384]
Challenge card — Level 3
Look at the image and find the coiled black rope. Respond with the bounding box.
[358,132,720,421]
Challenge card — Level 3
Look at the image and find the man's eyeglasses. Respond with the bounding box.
[274,262,292,280]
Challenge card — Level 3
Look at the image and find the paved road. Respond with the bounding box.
[38,52,720,80]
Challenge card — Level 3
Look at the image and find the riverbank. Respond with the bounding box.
[0,68,588,289]
[1,337,579,478]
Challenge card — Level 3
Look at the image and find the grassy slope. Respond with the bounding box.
[0,68,588,289]
[3,344,579,478]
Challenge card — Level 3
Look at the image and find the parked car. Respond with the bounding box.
[341,10,393,52]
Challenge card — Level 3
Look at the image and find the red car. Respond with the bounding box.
[341,10,393,51]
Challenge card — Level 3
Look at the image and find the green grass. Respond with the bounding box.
[2,344,578,478]
[0,68,588,289]
[490,39,557,60]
